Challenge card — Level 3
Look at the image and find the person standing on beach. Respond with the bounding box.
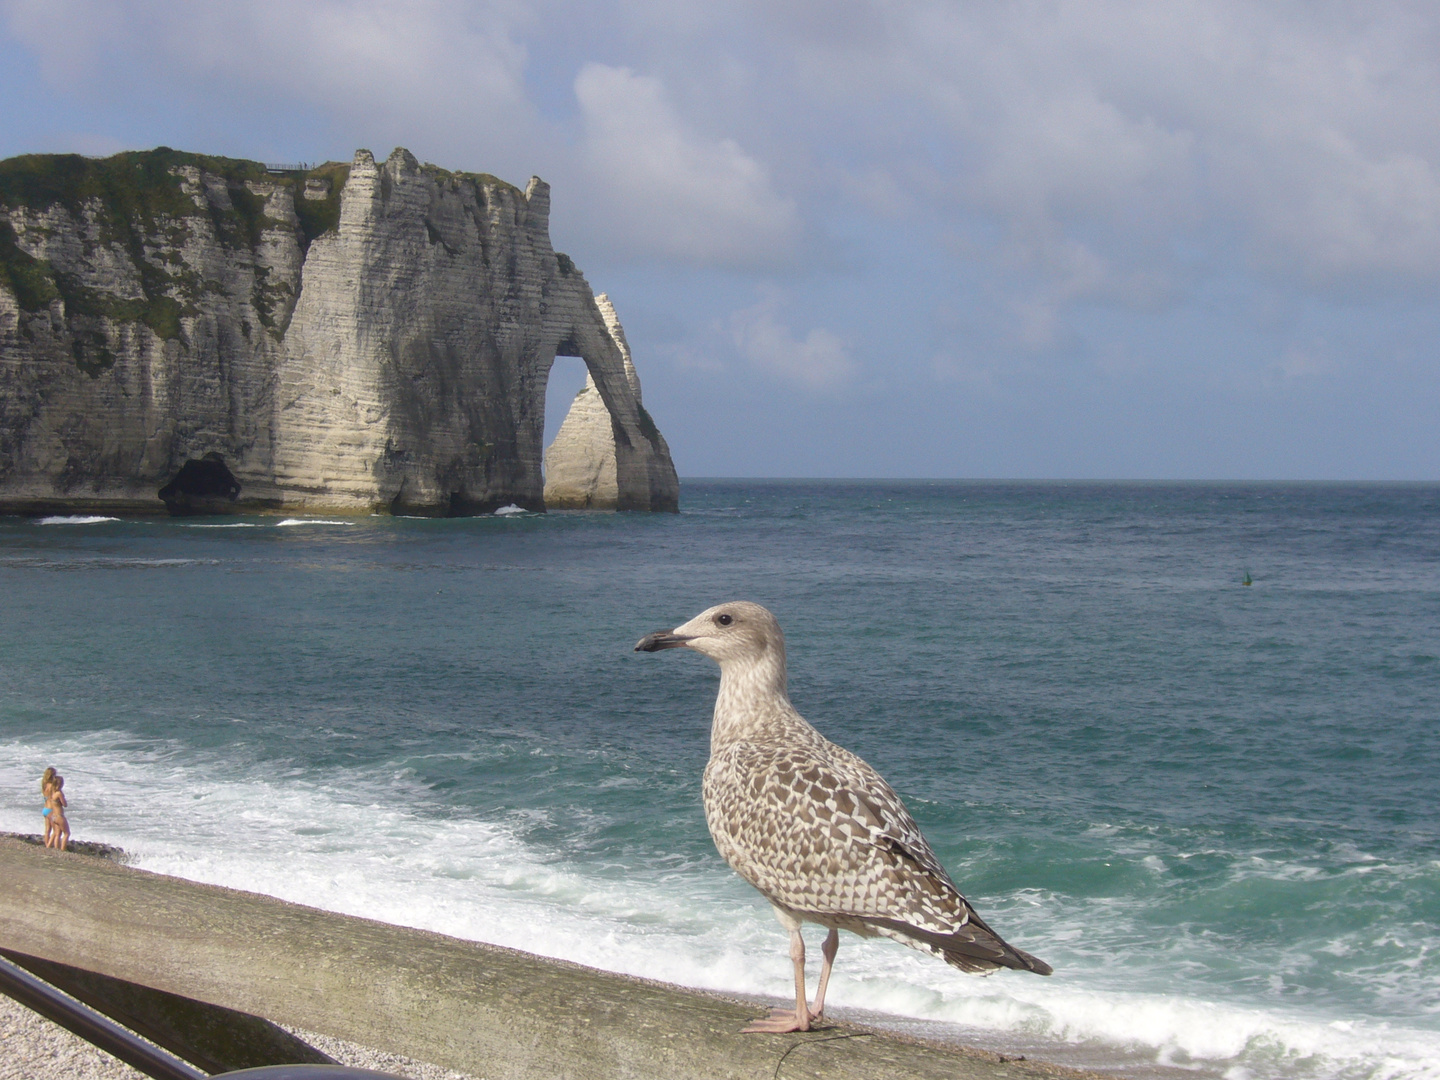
[40,766,57,846]
[44,774,69,851]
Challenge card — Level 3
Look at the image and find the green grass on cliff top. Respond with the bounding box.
[0,147,528,269]
[0,149,352,340]
[0,149,537,363]
[0,148,357,253]
[418,159,523,198]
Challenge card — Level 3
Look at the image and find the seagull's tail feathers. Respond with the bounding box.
[870,916,1053,976]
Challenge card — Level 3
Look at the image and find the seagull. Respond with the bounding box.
[636,601,1051,1034]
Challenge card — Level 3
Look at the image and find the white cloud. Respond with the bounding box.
[731,297,855,389]
[2,0,124,82]
[6,0,534,97]
[8,0,1440,317]
[573,63,800,267]
[18,0,1440,290]
[2,0,541,169]
[779,0,1440,287]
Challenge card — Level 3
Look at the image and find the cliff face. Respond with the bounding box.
[0,147,678,515]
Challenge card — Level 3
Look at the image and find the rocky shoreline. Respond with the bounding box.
[0,831,128,863]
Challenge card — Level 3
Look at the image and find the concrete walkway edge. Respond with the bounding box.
[0,839,1094,1080]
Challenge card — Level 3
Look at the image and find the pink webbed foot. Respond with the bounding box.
[741,1006,819,1034]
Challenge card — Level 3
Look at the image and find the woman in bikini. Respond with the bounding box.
[45,774,69,851]
[40,767,56,846]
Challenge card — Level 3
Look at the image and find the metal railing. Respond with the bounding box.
[0,953,403,1079]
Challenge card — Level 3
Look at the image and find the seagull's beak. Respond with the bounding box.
[635,630,693,652]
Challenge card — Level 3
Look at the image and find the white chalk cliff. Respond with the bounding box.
[0,147,678,514]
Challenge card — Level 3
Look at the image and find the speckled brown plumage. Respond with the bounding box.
[637,601,1050,1033]
[703,720,1049,973]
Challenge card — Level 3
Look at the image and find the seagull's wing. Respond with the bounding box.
[704,740,1051,975]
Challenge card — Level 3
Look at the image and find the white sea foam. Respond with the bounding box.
[1,736,1436,1080]
[34,515,120,525]
[275,519,354,527]
[493,504,528,516]
[180,523,260,529]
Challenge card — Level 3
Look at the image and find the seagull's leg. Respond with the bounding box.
[742,928,813,1033]
[789,928,811,1027]
[810,927,840,1020]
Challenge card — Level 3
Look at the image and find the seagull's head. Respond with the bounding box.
[635,601,785,668]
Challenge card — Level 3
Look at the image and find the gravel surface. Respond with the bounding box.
[0,994,145,1080]
[0,994,480,1080]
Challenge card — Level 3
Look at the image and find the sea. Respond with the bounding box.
[1,480,1437,1080]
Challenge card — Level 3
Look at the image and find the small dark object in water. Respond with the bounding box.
[1242,571,1253,586]
[158,453,241,515]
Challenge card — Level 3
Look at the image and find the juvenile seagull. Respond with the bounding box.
[637,601,1050,1033]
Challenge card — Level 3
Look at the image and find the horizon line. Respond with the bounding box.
[675,476,1440,485]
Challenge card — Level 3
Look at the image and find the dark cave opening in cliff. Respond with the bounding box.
[542,355,591,476]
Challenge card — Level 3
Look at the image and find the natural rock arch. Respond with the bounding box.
[266,155,678,515]
[0,146,678,517]
[543,295,665,510]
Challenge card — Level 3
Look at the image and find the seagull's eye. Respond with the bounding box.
[716,613,733,626]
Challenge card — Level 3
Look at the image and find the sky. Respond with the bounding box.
[2,0,1439,479]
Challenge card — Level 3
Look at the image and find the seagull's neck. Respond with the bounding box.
[710,650,805,752]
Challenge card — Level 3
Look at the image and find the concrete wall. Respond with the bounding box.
[0,840,1089,1080]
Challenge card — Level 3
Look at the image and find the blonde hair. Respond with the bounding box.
[41,766,55,793]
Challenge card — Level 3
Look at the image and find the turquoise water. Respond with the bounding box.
[1,482,1437,1079]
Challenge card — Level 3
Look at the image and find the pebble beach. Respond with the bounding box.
[0,994,478,1080]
